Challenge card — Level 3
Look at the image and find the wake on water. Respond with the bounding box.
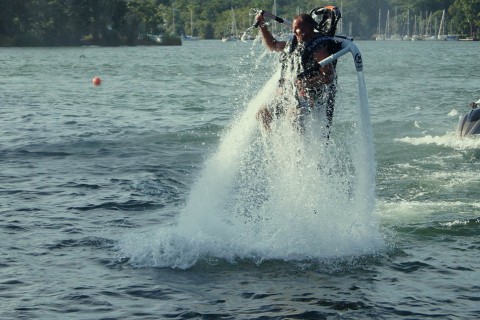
[396,108,480,150]
[118,50,384,270]
[397,133,480,150]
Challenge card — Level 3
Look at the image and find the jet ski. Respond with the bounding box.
[458,98,480,137]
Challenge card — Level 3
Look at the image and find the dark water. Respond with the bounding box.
[1,40,480,319]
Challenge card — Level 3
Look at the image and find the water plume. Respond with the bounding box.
[118,47,383,269]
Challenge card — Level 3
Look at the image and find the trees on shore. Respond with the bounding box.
[0,0,478,46]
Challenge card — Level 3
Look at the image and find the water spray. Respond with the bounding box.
[251,7,375,211]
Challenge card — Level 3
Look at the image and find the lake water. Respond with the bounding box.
[1,39,480,319]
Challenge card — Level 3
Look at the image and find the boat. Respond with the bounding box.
[423,12,436,40]
[183,9,199,41]
[439,10,459,41]
[182,34,199,41]
[436,9,447,40]
[221,35,237,42]
[375,9,385,40]
[142,3,181,46]
[458,98,480,137]
[139,33,182,46]
[403,9,412,40]
[446,34,459,41]
[222,7,238,41]
[411,15,423,41]
[387,7,403,40]
[383,9,391,40]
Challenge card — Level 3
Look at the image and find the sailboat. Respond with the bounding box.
[382,9,400,40]
[375,9,385,40]
[403,9,412,40]
[183,9,199,41]
[423,12,437,40]
[434,9,458,41]
[146,3,181,45]
[438,9,459,41]
[222,8,238,42]
[389,7,403,40]
[411,14,423,41]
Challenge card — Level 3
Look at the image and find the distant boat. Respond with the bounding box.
[440,9,459,41]
[183,9,199,41]
[422,12,435,40]
[221,35,237,42]
[436,9,447,40]
[144,5,182,46]
[386,7,403,40]
[384,10,392,40]
[240,33,255,41]
[375,9,385,41]
[425,9,458,41]
[140,33,182,46]
[182,34,199,41]
[389,34,403,41]
[403,9,412,40]
[446,34,459,41]
[222,7,238,42]
[411,15,423,41]
[377,9,402,41]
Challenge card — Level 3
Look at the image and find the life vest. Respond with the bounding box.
[278,34,339,128]
[278,4,342,83]
[279,34,340,82]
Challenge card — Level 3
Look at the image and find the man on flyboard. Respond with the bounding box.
[255,6,341,137]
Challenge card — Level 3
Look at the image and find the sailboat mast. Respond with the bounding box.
[172,3,176,35]
[378,9,381,36]
[385,10,390,39]
[406,9,410,37]
[437,9,445,38]
[190,9,194,36]
[231,8,237,37]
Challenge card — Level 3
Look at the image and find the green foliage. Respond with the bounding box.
[0,0,478,46]
[449,0,480,37]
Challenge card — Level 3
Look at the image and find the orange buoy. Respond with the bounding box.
[92,76,102,86]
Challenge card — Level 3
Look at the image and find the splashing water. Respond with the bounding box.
[118,48,384,270]
[241,26,256,42]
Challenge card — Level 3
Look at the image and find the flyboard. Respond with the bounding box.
[255,6,375,214]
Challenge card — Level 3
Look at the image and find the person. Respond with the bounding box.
[469,98,480,109]
[255,12,339,134]
[458,98,480,137]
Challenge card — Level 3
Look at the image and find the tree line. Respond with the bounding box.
[0,0,478,46]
